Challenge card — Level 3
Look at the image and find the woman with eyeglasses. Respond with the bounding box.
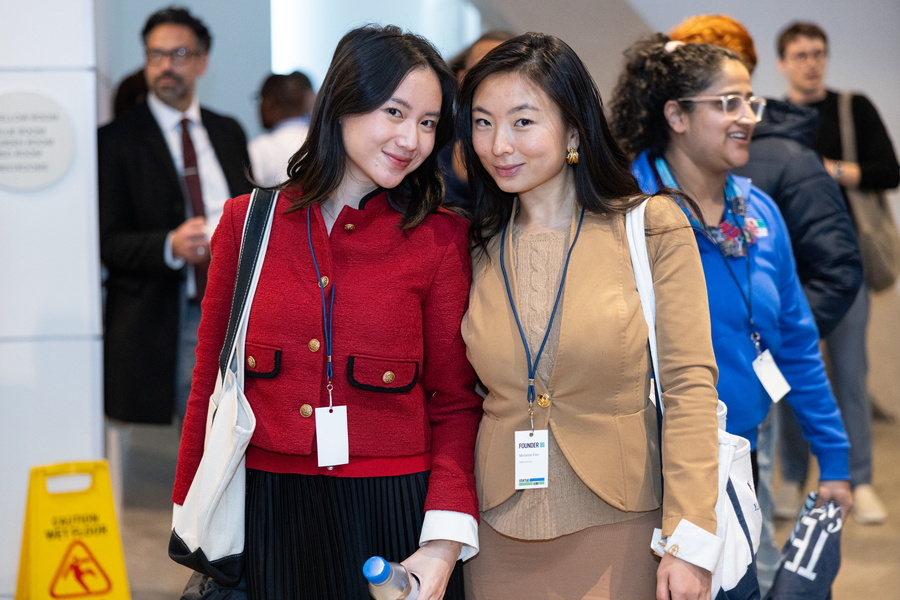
[610,36,853,518]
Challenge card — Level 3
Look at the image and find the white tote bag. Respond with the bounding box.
[626,199,762,599]
[169,189,278,586]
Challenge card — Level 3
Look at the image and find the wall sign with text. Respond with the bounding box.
[0,91,75,191]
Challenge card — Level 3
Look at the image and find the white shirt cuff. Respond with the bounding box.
[418,510,479,561]
[650,518,724,572]
[165,230,186,269]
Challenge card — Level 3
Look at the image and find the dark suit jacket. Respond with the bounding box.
[99,101,252,423]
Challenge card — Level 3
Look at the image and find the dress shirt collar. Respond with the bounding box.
[272,115,310,132]
[147,91,202,133]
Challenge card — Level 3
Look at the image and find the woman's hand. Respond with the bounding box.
[400,539,461,600]
[656,553,712,600]
[816,479,853,519]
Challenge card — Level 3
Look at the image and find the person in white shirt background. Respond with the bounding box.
[248,71,316,187]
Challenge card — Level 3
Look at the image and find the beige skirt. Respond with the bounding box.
[464,509,662,600]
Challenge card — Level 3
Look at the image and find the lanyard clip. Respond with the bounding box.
[527,379,536,434]
[751,331,762,357]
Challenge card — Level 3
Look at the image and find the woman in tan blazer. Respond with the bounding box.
[456,33,722,599]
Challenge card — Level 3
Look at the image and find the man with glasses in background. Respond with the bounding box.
[775,21,899,525]
[99,6,252,427]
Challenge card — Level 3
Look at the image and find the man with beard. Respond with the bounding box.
[98,7,252,425]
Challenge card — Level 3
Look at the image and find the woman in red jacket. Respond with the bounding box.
[173,24,481,599]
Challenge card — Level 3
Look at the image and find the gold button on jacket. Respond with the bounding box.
[308,339,321,352]
[382,371,396,384]
[300,404,313,418]
[247,356,257,369]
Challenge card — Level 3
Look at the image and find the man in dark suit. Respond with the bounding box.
[99,7,252,424]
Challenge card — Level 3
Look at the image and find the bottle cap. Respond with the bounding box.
[362,556,391,584]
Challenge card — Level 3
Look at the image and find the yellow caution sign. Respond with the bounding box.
[16,461,130,600]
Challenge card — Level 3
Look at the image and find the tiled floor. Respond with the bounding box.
[115,291,900,599]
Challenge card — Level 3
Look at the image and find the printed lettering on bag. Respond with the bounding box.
[784,503,842,581]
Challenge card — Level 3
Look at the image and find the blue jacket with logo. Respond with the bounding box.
[632,151,849,481]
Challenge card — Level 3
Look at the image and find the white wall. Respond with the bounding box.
[471,0,650,102]
[0,1,102,596]
[272,0,481,91]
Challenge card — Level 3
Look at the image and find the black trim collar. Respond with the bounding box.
[357,187,386,209]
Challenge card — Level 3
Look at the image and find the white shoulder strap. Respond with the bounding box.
[625,198,662,412]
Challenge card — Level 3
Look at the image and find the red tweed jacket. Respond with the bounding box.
[172,189,481,519]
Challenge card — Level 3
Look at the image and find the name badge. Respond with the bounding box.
[752,350,791,403]
[514,429,549,490]
[316,406,349,467]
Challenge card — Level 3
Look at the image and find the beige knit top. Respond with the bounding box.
[482,226,643,540]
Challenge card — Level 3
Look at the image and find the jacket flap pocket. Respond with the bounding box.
[244,342,282,379]
[348,355,418,393]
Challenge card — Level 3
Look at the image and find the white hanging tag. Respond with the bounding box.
[315,406,349,467]
[752,350,791,403]
[514,429,549,489]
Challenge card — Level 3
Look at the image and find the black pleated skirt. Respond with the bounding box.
[244,468,465,599]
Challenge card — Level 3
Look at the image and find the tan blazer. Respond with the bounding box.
[462,196,720,537]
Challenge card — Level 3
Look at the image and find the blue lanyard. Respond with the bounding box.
[653,157,762,352]
[307,207,336,404]
[499,206,585,430]
[720,252,763,355]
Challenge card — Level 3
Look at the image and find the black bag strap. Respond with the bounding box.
[218,188,278,374]
[838,92,858,163]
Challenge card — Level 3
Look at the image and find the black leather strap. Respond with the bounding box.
[218,188,278,374]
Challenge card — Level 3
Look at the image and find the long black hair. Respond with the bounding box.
[456,32,645,252]
[283,24,456,228]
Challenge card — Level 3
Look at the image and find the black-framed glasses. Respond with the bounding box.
[676,95,767,122]
[145,47,201,66]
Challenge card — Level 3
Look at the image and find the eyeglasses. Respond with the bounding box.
[786,50,827,64]
[676,95,767,122]
[145,47,201,66]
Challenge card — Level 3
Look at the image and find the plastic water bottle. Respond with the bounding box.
[363,556,419,600]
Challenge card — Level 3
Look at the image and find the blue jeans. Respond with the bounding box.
[779,285,870,486]
[175,294,202,420]
[755,409,780,596]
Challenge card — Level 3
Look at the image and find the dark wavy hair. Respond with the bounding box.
[609,34,740,158]
[777,22,828,59]
[142,6,212,53]
[282,24,456,228]
[457,32,645,251]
